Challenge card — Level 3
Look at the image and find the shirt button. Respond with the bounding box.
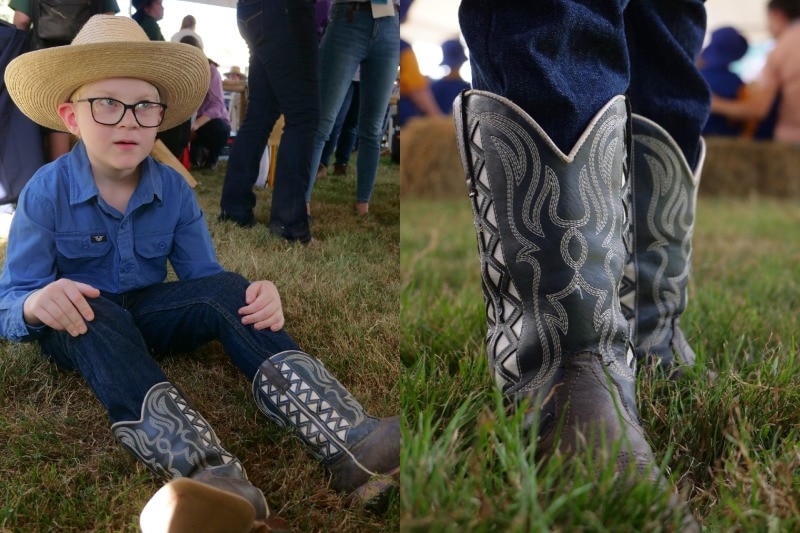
[158,242,166,250]
[81,242,89,249]
[123,266,131,273]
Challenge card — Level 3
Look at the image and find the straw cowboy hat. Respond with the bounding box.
[4,15,210,132]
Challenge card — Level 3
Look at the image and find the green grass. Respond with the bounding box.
[401,195,800,532]
[0,158,399,532]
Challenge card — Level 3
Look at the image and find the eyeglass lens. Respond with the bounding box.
[90,98,165,128]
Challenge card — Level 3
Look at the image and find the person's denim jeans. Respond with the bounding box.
[220,0,319,242]
[38,272,300,424]
[305,5,399,204]
[458,0,709,168]
[320,80,360,168]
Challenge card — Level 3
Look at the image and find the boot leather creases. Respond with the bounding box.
[620,114,705,376]
[253,350,399,507]
[532,352,660,482]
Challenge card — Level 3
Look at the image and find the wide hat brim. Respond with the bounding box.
[5,41,210,132]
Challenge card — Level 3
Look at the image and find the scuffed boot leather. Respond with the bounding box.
[620,116,705,378]
[253,350,399,509]
[535,352,660,478]
[454,90,698,529]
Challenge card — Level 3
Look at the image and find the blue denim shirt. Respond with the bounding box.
[0,141,224,342]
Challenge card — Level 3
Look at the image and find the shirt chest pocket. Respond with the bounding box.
[54,234,113,276]
[134,231,175,284]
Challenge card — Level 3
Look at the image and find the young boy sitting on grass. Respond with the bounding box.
[0,15,398,533]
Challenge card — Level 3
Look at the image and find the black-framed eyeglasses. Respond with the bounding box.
[73,97,168,128]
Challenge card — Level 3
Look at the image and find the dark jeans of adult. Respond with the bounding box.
[191,118,231,168]
[157,119,192,160]
[220,0,319,243]
[458,0,710,169]
[320,80,360,169]
[38,272,300,424]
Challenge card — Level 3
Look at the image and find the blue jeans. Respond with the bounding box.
[305,4,400,204]
[320,80,360,168]
[38,272,300,424]
[220,0,319,242]
[459,0,710,168]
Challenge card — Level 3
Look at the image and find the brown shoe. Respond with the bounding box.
[332,163,347,176]
[315,164,328,180]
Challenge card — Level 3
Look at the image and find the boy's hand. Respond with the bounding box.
[239,280,285,332]
[23,279,101,337]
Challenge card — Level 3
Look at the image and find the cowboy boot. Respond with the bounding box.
[619,115,705,378]
[453,88,663,470]
[252,350,399,509]
[112,382,290,533]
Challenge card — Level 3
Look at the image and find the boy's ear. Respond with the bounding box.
[57,102,81,136]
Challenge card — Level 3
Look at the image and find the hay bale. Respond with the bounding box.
[400,115,466,198]
[701,137,800,197]
[399,125,800,199]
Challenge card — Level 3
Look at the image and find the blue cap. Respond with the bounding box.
[440,39,467,68]
[701,27,749,68]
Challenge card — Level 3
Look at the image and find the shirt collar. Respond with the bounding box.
[66,140,164,207]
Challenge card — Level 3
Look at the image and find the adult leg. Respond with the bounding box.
[353,13,400,208]
[620,0,709,373]
[262,0,319,243]
[304,3,369,206]
[319,80,356,172]
[333,81,360,172]
[220,0,283,228]
[129,272,399,508]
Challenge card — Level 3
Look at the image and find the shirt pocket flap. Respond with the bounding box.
[134,232,174,258]
[55,234,112,259]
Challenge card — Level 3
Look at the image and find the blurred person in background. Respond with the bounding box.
[170,14,204,49]
[181,35,230,171]
[397,0,442,127]
[303,0,400,217]
[134,0,193,160]
[430,38,470,116]
[10,0,119,161]
[711,0,800,143]
[699,26,750,137]
[219,0,319,244]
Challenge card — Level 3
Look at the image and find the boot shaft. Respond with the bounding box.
[111,382,245,481]
[621,115,704,369]
[454,90,635,397]
[252,350,379,465]
[253,350,399,506]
